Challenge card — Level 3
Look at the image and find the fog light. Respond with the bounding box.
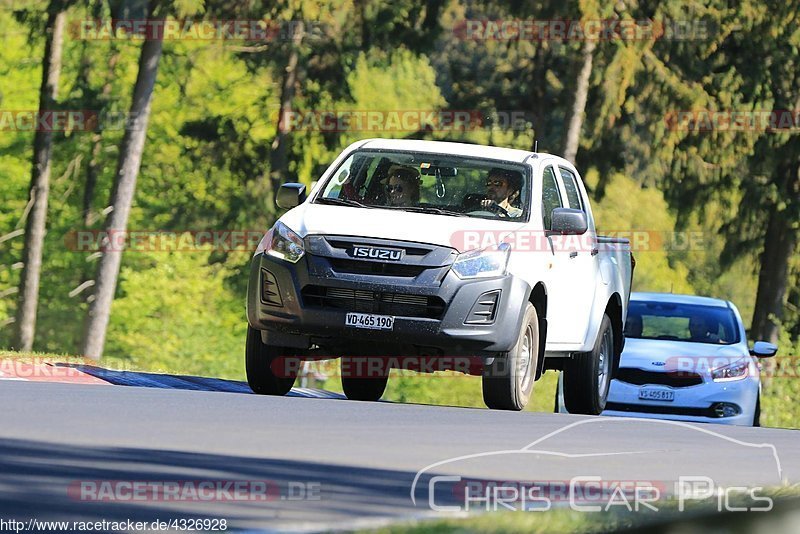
[712,402,740,418]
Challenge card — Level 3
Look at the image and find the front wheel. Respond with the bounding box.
[482,303,539,410]
[563,314,614,415]
[245,326,299,395]
[340,356,389,401]
[753,394,761,427]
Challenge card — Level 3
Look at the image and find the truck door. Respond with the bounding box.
[540,161,599,346]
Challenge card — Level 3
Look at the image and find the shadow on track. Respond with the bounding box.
[0,437,452,530]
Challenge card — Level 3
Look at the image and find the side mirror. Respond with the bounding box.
[750,341,778,358]
[550,208,588,235]
[276,183,307,210]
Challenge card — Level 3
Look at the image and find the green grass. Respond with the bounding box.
[368,487,800,533]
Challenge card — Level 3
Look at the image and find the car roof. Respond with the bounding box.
[631,292,731,309]
[358,138,539,164]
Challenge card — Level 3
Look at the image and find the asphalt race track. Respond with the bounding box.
[1,376,799,532]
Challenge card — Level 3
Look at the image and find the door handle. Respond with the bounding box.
[591,248,599,256]
[569,251,578,259]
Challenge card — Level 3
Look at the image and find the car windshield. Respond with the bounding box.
[316,150,529,221]
[624,300,740,345]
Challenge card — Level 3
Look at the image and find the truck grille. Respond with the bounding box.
[616,368,703,388]
[328,258,426,278]
[301,285,446,319]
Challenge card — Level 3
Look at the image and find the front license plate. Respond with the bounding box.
[345,312,394,331]
[638,388,675,402]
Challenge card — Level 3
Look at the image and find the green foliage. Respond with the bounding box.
[105,249,247,379]
[586,169,693,294]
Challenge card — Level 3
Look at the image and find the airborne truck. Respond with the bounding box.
[246,139,634,413]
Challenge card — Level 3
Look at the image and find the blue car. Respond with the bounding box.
[558,292,778,426]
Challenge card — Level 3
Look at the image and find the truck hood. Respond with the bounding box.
[279,203,527,253]
[620,337,748,375]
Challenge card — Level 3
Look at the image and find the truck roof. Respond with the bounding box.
[631,292,731,309]
[358,138,539,164]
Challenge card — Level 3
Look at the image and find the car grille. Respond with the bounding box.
[616,368,703,388]
[605,402,712,417]
[301,285,446,319]
[327,258,427,278]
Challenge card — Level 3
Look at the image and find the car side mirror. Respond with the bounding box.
[750,341,778,358]
[276,183,306,210]
[550,208,588,235]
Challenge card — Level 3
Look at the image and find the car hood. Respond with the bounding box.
[620,337,748,374]
[279,203,527,252]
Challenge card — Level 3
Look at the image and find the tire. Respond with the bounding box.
[482,303,538,411]
[340,356,389,401]
[563,314,614,415]
[246,326,299,395]
[753,394,761,427]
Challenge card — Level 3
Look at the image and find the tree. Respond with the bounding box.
[81,0,164,359]
[13,0,70,351]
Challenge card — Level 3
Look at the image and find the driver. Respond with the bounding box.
[481,168,522,217]
[386,165,421,207]
[688,315,720,343]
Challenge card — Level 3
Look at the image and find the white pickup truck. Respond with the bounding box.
[246,139,634,413]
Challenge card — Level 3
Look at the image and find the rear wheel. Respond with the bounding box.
[482,303,538,411]
[340,357,389,401]
[246,326,299,395]
[563,314,614,415]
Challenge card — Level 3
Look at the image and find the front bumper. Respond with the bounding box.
[246,241,531,355]
[603,377,759,426]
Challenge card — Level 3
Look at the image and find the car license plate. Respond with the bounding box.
[638,388,674,402]
[345,312,394,330]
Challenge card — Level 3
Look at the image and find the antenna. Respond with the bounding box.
[534,140,538,152]
[670,283,674,294]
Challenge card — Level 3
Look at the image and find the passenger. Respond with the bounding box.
[481,168,522,217]
[386,165,421,207]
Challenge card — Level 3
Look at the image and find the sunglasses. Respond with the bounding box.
[388,184,405,193]
[486,179,507,187]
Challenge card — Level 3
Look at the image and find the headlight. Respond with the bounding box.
[451,242,511,279]
[710,358,749,382]
[258,221,305,263]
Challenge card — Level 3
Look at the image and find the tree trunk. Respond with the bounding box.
[269,22,304,194]
[83,49,120,229]
[13,5,67,351]
[563,39,596,164]
[81,27,163,360]
[750,166,799,345]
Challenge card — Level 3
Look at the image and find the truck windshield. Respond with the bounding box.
[624,300,740,345]
[316,150,529,221]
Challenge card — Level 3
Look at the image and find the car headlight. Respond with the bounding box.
[257,221,305,263]
[451,242,511,279]
[710,358,749,382]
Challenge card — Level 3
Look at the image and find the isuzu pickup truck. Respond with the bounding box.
[246,139,634,413]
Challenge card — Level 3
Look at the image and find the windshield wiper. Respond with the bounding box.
[315,197,372,208]
[384,205,468,217]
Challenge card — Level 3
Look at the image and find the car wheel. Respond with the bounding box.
[563,314,614,415]
[341,357,389,401]
[482,303,538,411]
[245,326,299,395]
[753,394,761,427]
